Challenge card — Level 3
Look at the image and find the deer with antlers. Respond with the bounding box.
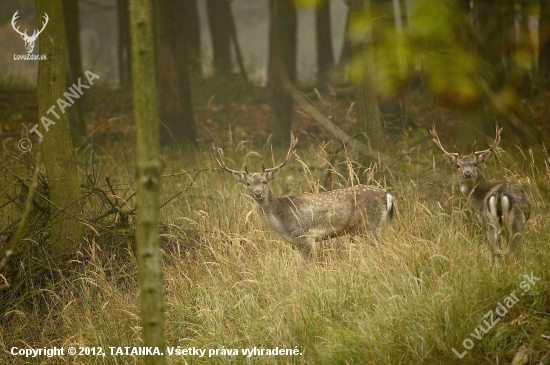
[213,132,394,260]
[11,11,49,54]
[431,123,531,264]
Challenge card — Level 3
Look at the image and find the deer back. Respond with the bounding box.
[257,185,392,242]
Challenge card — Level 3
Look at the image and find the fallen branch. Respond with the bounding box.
[284,81,393,164]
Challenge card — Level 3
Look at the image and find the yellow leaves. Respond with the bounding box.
[346,0,487,108]
[294,0,325,9]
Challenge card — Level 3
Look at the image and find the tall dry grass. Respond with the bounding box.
[1,136,549,365]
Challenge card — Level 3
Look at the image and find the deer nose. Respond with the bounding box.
[253,190,263,198]
[463,170,472,178]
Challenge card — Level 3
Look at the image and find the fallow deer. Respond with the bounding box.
[213,132,394,260]
[431,123,531,263]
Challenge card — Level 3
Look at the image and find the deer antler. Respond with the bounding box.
[11,11,28,38]
[212,140,246,175]
[430,125,460,158]
[264,131,298,173]
[32,13,48,39]
[473,121,503,156]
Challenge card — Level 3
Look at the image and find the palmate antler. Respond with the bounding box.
[213,131,298,174]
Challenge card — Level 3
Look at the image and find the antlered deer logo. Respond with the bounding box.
[11,11,49,54]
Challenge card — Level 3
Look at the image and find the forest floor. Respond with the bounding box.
[1,77,550,364]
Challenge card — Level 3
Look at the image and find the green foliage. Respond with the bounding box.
[348,0,483,108]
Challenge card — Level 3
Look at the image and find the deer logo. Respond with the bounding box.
[11,11,49,54]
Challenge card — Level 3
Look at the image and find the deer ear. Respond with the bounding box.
[442,154,457,166]
[232,172,247,184]
[476,150,492,164]
[265,168,280,181]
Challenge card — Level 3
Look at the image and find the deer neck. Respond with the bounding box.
[254,187,279,213]
[459,171,494,211]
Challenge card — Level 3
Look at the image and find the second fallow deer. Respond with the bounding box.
[431,123,531,263]
[213,132,394,260]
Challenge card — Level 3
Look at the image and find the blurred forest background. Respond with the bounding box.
[1,0,550,364]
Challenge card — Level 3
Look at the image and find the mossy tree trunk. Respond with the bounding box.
[35,0,83,260]
[129,0,166,363]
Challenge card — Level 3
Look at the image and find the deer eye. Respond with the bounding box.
[456,163,460,168]
[262,180,267,184]
[246,182,251,186]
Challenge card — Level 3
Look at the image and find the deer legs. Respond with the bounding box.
[484,209,527,265]
[298,236,318,261]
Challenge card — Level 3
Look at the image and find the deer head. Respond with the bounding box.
[431,122,503,183]
[213,132,298,201]
[12,11,49,54]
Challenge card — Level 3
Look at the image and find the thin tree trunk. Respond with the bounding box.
[35,0,83,260]
[184,0,201,76]
[227,0,248,81]
[206,0,232,75]
[316,0,334,85]
[339,4,352,67]
[129,0,166,362]
[350,0,384,150]
[154,0,197,144]
[62,0,86,143]
[117,0,132,89]
[269,0,296,146]
[539,0,550,82]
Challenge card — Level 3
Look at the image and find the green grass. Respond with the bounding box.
[1,138,549,365]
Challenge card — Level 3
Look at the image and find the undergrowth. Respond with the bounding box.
[0,133,549,365]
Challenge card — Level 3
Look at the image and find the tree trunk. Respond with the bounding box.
[339,4,352,68]
[154,0,197,144]
[315,0,334,85]
[35,0,83,259]
[227,1,248,81]
[117,0,132,89]
[350,0,384,150]
[515,0,535,97]
[62,0,86,143]
[183,0,201,76]
[129,0,166,363]
[540,0,550,82]
[206,0,232,75]
[269,0,296,146]
[473,0,514,87]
